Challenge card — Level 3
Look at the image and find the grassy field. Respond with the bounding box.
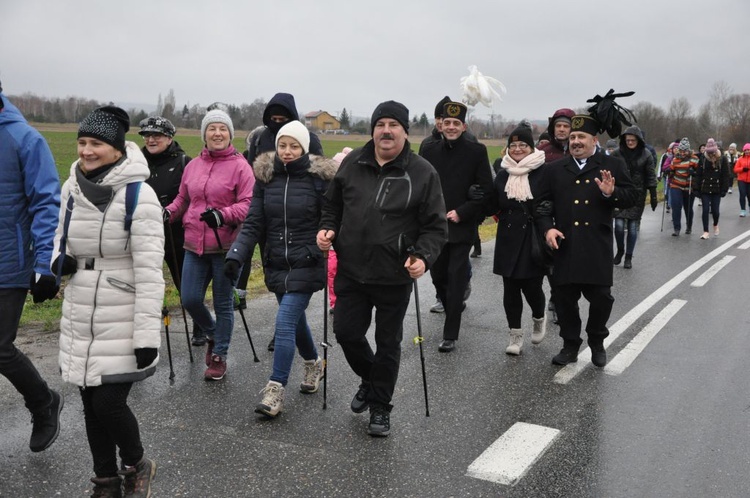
[22,127,503,330]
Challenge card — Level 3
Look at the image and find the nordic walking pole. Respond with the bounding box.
[162,298,175,380]
[165,222,194,363]
[321,250,331,410]
[660,183,667,232]
[407,250,430,417]
[688,174,694,232]
[210,223,259,362]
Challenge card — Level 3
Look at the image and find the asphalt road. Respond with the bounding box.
[3,200,750,497]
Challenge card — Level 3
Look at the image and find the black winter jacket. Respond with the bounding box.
[227,153,337,294]
[319,140,448,286]
[142,141,191,208]
[611,125,657,220]
[695,151,730,195]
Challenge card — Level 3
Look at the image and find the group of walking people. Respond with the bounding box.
[4,78,749,497]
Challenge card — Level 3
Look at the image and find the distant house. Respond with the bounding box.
[305,110,340,132]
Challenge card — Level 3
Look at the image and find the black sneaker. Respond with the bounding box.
[119,457,156,498]
[350,383,370,413]
[191,335,207,346]
[30,389,64,452]
[368,405,390,437]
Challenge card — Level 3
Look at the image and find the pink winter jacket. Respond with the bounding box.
[166,145,255,255]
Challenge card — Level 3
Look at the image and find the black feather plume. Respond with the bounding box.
[586,89,637,138]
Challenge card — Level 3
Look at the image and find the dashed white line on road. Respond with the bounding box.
[691,255,735,287]
[466,422,560,486]
[738,239,750,250]
[604,299,687,376]
[553,230,750,384]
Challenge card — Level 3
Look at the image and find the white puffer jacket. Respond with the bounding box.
[53,141,165,387]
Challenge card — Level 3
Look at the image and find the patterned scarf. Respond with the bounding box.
[500,148,546,201]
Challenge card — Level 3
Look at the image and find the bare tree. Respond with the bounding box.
[667,97,694,143]
[631,102,668,147]
[722,93,750,146]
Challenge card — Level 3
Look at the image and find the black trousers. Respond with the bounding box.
[553,283,614,347]
[333,273,412,409]
[80,383,143,478]
[430,242,472,340]
[0,288,52,415]
[502,276,546,329]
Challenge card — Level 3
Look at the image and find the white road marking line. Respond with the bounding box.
[604,299,686,376]
[553,230,750,384]
[691,255,735,287]
[466,422,560,486]
[738,239,750,250]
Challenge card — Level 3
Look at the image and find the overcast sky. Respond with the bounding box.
[3,0,749,126]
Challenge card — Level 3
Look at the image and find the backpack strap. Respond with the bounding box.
[55,195,75,287]
[124,182,142,231]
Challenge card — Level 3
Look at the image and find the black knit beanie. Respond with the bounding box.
[370,100,410,135]
[507,123,534,149]
[78,105,130,153]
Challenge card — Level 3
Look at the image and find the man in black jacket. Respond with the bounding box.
[419,102,493,353]
[317,100,447,437]
[537,114,637,368]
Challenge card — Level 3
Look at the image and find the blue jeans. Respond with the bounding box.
[669,188,695,232]
[181,251,234,358]
[614,218,640,256]
[701,193,721,231]
[270,292,317,386]
[738,181,750,211]
[0,288,53,414]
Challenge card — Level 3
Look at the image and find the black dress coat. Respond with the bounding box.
[491,166,548,279]
[536,152,637,287]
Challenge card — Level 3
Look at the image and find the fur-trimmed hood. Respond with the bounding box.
[252,151,338,183]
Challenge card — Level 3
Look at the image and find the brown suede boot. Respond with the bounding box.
[90,476,122,498]
[118,457,156,498]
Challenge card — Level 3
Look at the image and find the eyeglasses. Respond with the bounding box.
[142,133,166,139]
[508,143,530,150]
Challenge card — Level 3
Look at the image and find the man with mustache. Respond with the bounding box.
[317,101,447,437]
[419,101,493,353]
[536,113,637,367]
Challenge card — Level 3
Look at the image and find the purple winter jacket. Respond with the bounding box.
[166,145,255,255]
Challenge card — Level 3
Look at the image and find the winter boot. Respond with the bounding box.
[505,328,524,355]
[531,316,547,344]
[613,250,624,265]
[552,341,580,365]
[300,357,324,394]
[90,476,122,498]
[118,457,156,498]
[623,255,633,269]
[255,381,285,417]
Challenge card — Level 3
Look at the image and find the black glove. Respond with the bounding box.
[51,255,77,277]
[134,348,158,369]
[224,259,241,281]
[30,274,59,303]
[200,208,224,228]
[649,187,658,211]
[743,167,749,172]
[163,209,171,223]
[721,192,726,198]
[468,184,484,201]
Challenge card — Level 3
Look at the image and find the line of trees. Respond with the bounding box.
[8,81,750,148]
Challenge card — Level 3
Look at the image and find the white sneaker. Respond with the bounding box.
[430,299,444,313]
[255,381,285,417]
[300,357,324,394]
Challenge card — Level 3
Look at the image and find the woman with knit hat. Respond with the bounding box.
[225,121,337,417]
[489,123,549,355]
[52,106,164,496]
[695,138,731,238]
[668,138,699,236]
[733,144,750,217]
[165,108,255,381]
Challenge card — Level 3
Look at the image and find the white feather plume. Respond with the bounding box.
[459,65,506,107]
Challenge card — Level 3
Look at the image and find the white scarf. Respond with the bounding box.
[500,148,546,201]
